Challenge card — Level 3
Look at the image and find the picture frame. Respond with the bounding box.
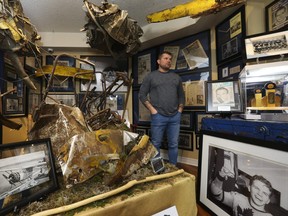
[132,48,157,86]
[205,79,243,114]
[197,131,288,216]
[159,30,211,73]
[178,130,193,151]
[180,71,209,108]
[0,138,59,215]
[215,5,246,65]
[45,93,76,106]
[46,75,74,92]
[265,0,288,32]
[180,111,194,130]
[2,62,27,117]
[132,89,151,125]
[46,55,76,67]
[217,57,245,80]
[194,111,213,134]
[245,30,288,60]
[134,126,149,136]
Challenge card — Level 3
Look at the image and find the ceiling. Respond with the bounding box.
[20,0,243,49]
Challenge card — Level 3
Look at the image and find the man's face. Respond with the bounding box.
[157,53,172,71]
[275,7,286,23]
[250,179,271,208]
[216,89,229,103]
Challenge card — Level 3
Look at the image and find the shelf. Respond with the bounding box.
[246,107,288,110]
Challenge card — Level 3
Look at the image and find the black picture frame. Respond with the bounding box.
[205,79,243,114]
[180,71,209,109]
[217,57,245,80]
[132,48,157,86]
[46,55,76,67]
[194,111,214,134]
[134,126,149,136]
[215,5,246,65]
[0,138,59,215]
[197,131,288,216]
[265,0,288,32]
[178,130,193,151]
[180,111,194,130]
[2,63,27,117]
[159,30,211,73]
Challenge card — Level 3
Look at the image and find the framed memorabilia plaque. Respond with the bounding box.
[216,5,246,64]
[266,0,288,32]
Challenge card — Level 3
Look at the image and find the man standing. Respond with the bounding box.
[139,51,185,165]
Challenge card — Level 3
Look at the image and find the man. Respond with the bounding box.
[210,153,274,216]
[215,87,232,104]
[139,51,185,165]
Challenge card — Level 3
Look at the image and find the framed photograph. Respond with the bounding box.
[180,111,194,130]
[2,63,27,117]
[205,79,243,114]
[197,131,288,216]
[159,30,211,73]
[135,126,149,136]
[180,71,209,108]
[46,55,76,67]
[216,5,246,64]
[266,0,288,32]
[132,89,151,125]
[245,30,288,60]
[132,48,157,86]
[46,75,74,92]
[194,111,214,134]
[178,131,193,151]
[217,57,245,80]
[0,138,59,215]
[45,94,76,106]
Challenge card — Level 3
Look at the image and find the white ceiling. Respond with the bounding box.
[20,0,243,49]
[20,0,195,32]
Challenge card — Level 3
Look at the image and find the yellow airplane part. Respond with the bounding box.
[35,65,95,80]
[147,0,244,23]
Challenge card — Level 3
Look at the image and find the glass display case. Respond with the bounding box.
[239,60,288,120]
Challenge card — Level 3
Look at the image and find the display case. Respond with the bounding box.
[239,60,288,120]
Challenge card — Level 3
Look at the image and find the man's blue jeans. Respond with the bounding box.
[150,112,181,165]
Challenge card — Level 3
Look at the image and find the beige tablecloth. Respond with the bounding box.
[76,172,197,216]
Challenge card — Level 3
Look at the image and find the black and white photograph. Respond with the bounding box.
[221,37,238,60]
[245,30,288,59]
[0,151,50,200]
[198,131,288,216]
[178,131,193,151]
[266,0,288,32]
[180,111,194,130]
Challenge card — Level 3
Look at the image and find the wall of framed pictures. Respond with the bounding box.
[216,5,246,80]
